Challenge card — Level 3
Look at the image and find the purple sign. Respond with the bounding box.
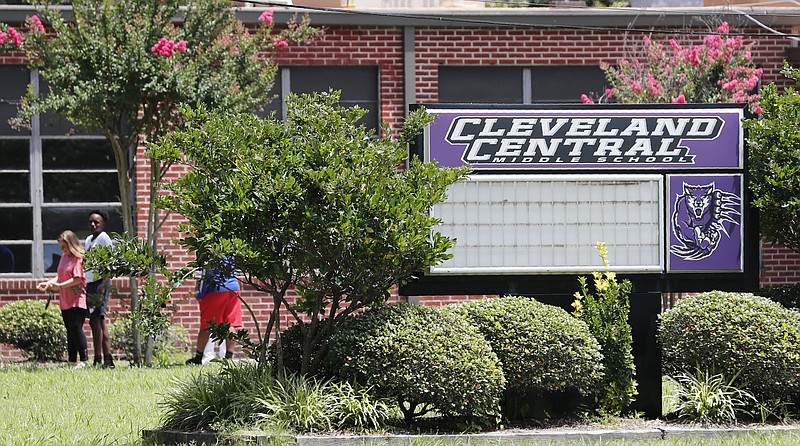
[425,107,744,170]
[668,174,743,272]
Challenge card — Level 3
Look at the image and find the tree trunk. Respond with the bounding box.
[105,132,142,365]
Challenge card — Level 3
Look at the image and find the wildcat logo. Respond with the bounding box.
[671,182,741,260]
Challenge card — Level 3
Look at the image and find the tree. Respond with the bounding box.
[0,0,316,364]
[582,22,763,113]
[152,91,469,375]
[744,64,800,255]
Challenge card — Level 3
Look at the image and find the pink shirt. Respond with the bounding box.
[57,254,86,310]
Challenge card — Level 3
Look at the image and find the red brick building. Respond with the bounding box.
[1,4,799,360]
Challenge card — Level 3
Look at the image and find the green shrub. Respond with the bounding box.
[443,296,603,397]
[573,242,636,415]
[759,283,800,310]
[0,299,66,360]
[659,291,800,403]
[269,321,332,377]
[109,315,190,366]
[327,304,505,425]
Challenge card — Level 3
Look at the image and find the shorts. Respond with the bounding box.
[86,280,110,319]
[199,290,243,330]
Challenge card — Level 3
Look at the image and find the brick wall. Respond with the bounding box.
[2,21,799,361]
[761,243,800,285]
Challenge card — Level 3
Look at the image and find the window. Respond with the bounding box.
[439,67,524,103]
[438,66,607,104]
[0,66,121,276]
[263,66,380,132]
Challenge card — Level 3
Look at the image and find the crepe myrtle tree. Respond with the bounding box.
[151,91,470,374]
[0,0,317,364]
[744,63,800,256]
[582,22,763,114]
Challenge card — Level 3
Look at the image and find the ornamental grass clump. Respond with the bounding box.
[659,291,800,404]
[573,242,636,415]
[247,372,391,433]
[160,361,391,433]
[668,369,756,426]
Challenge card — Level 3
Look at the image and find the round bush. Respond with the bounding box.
[0,299,66,360]
[109,315,190,366]
[759,283,800,310]
[443,296,603,396]
[327,304,505,424]
[659,291,800,402]
[269,321,333,377]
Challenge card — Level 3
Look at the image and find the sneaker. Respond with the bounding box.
[74,361,88,369]
[185,356,202,365]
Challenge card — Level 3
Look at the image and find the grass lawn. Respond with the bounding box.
[1,363,800,446]
[0,363,196,445]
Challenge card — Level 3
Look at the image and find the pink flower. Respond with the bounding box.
[672,94,686,104]
[7,27,23,47]
[0,31,8,45]
[581,94,595,104]
[605,88,614,98]
[646,74,662,97]
[151,37,175,57]
[717,21,730,34]
[751,100,763,115]
[631,81,643,94]
[744,74,759,91]
[29,15,45,34]
[684,47,702,66]
[274,39,288,48]
[731,90,749,102]
[721,79,739,92]
[258,9,274,25]
[151,37,187,58]
[704,34,722,51]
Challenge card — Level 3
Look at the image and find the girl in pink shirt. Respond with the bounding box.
[37,230,88,367]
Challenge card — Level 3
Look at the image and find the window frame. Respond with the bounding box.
[0,68,120,277]
[269,65,381,133]
[437,65,607,104]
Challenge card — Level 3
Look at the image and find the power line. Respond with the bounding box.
[245,0,800,39]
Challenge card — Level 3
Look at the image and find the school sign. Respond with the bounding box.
[402,104,758,296]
